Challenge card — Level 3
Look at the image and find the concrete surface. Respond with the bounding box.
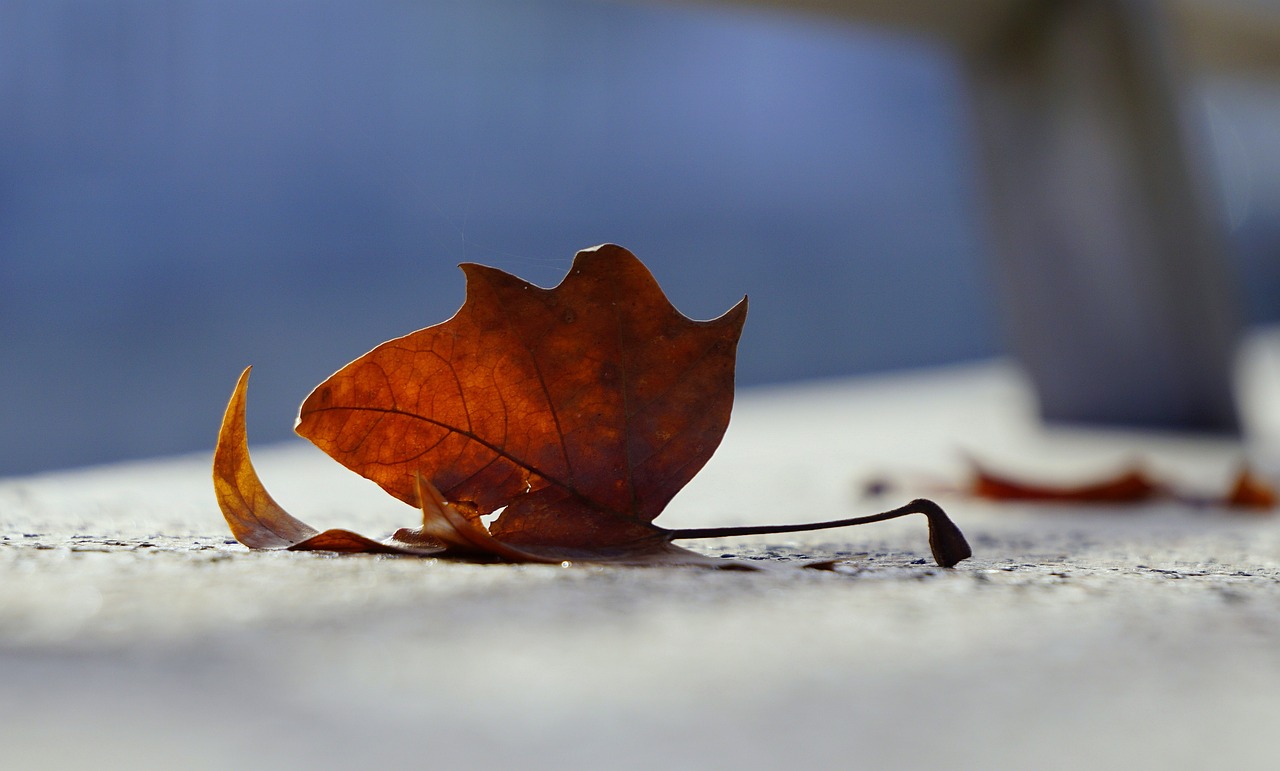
[5,343,1280,770]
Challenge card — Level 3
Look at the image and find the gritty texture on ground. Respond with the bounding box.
[5,360,1280,769]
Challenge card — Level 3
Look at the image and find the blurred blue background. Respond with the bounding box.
[1,0,1277,476]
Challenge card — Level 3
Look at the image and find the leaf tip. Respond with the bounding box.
[213,367,320,549]
[721,294,749,329]
[576,242,630,257]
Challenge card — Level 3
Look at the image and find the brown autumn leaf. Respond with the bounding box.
[865,457,1277,513]
[214,244,972,567]
[295,243,746,553]
[970,462,1163,503]
[963,459,1274,511]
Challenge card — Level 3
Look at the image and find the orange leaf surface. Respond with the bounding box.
[295,244,746,552]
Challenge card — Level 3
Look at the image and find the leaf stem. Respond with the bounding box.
[668,498,972,568]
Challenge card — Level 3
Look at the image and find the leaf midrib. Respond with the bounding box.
[305,403,605,514]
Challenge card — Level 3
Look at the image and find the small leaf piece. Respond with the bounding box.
[1226,467,1278,510]
[295,244,747,551]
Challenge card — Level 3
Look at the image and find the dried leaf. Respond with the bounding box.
[962,458,1275,512]
[971,462,1161,503]
[214,245,972,567]
[295,244,746,554]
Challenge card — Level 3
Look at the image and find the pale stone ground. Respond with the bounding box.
[6,335,1280,770]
